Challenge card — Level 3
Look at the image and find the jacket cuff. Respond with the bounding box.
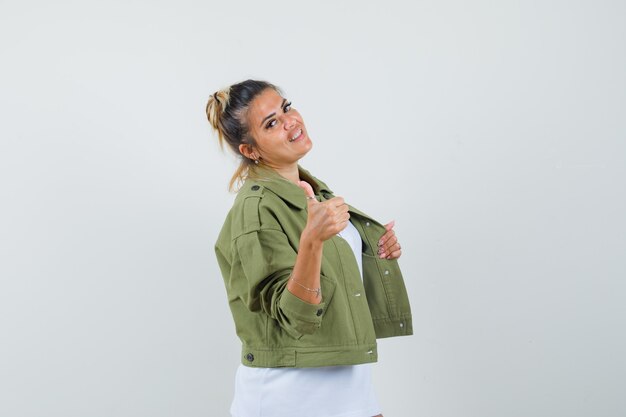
[279,289,327,334]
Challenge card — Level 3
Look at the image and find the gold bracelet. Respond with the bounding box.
[289,274,321,299]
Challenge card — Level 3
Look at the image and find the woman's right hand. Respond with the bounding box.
[298,181,350,243]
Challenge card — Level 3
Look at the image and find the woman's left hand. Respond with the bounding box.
[377,220,402,260]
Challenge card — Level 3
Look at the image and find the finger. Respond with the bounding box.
[384,220,395,231]
[380,244,401,259]
[386,249,402,260]
[378,229,395,247]
[378,239,399,258]
[335,220,350,234]
[335,211,350,223]
[297,181,317,203]
[379,235,398,254]
[326,196,345,208]
[336,203,349,214]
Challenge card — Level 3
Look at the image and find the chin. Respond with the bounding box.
[302,139,313,155]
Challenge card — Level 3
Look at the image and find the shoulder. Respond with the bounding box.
[226,179,287,237]
[234,178,266,205]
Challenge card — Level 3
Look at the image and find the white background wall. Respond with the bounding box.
[1,0,625,416]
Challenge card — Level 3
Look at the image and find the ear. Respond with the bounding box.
[239,143,256,160]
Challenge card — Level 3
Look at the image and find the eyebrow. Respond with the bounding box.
[260,98,287,127]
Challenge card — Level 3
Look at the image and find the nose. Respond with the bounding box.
[282,114,296,130]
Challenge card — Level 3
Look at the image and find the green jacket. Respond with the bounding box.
[215,165,412,368]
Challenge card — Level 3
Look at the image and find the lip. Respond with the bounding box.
[289,128,304,143]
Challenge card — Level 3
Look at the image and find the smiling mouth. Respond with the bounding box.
[289,129,302,142]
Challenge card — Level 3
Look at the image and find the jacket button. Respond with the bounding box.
[246,353,254,362]
[316,308,324,316]
[365,222,370,227]
[384,269,390,275]
[251,185,260,191]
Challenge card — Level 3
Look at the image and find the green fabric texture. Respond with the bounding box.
[214,165,412,368]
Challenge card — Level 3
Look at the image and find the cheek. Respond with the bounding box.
[255,135,270,150]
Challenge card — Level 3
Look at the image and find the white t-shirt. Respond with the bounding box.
[230,220,381,417]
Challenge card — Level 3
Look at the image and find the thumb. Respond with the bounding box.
[384,220,395,231]
[297,180,317,203]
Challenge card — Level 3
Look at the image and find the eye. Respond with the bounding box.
[265,101,293,129]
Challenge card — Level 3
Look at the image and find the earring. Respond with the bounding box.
[254,159,259,164]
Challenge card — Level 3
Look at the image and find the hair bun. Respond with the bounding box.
[206,88,231,131]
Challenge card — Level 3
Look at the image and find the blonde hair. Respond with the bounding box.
[206,80,280,191]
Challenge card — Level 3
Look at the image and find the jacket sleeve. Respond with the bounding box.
[223,228,329,339]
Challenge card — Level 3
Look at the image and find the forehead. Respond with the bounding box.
[247,89,284,123]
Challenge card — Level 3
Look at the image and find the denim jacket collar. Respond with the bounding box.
[246,164,334,210]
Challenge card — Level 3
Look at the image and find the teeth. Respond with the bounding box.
[290,129,302,142]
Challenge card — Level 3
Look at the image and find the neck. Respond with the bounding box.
[270,163,300,184]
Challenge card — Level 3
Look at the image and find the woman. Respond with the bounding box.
[206,79,412,417]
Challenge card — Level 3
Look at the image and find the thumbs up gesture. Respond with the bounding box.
[298,180,350,243]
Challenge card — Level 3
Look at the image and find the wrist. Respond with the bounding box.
[300,228,324,249]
